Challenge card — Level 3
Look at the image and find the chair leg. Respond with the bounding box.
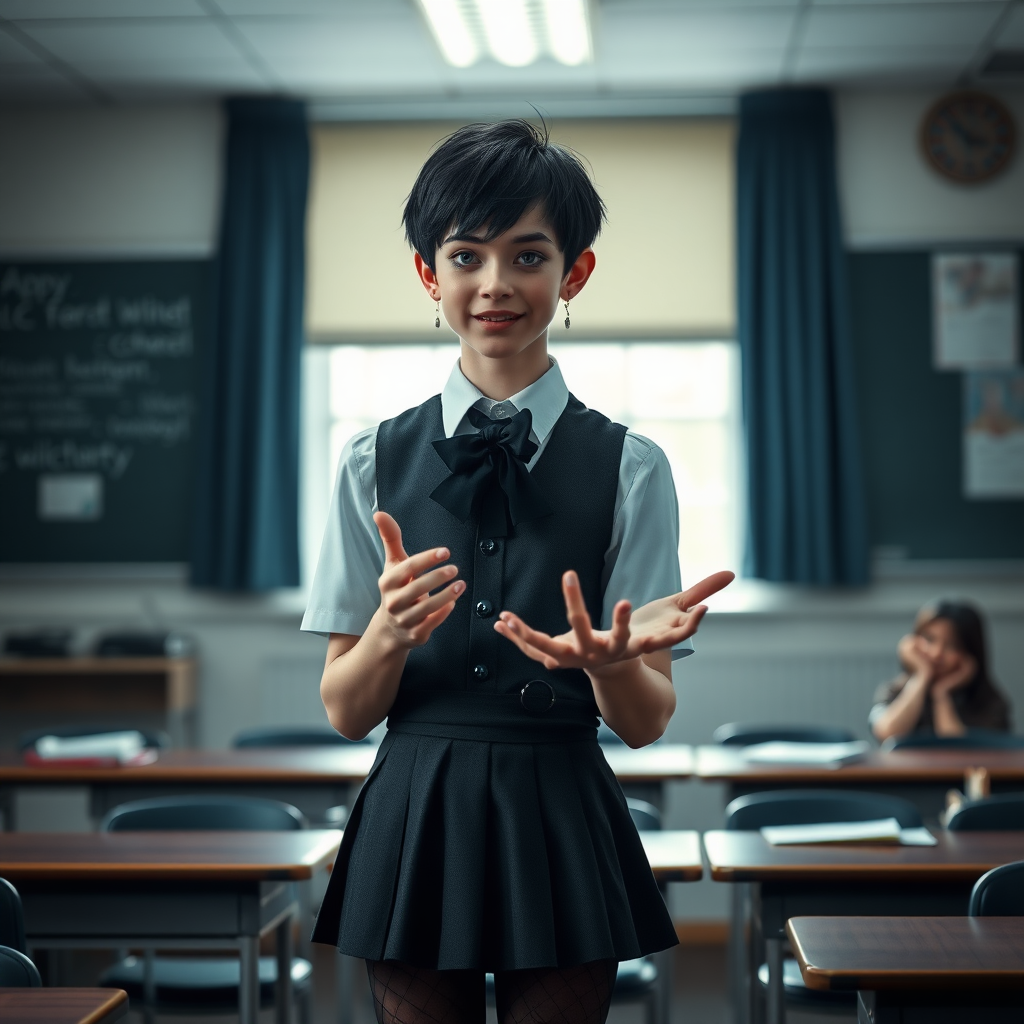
[276,915,295,1024]
[764,938,784,1024]
[142,950,156,1024]
[239,936,260,1024]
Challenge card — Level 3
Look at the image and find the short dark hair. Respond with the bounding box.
[403,119,605,272]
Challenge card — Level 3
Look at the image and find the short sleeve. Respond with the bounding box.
[300,427,385,636]
[601,433,693,661]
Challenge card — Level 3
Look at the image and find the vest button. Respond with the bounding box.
[478,538,497,556]
[475,599,494,618]
[472,664,489,680]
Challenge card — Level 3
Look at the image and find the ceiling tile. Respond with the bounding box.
[600,7,797,52]
[802,4,1004,48]
[793,44,969,83]
[995,2,1024,48]
[216,0,408,14]
[0,21,47,64]
[0,63,90,99]
[0,0,202,17]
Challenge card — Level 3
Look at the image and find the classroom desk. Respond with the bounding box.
[0,743,694,829]
[786,916,1024,1023]
[0,830,341,1024]
[703,830,1024,1024]
[0,987,128,1024]
[696,744,1024,822]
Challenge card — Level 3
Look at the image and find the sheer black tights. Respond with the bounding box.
[366,958,618,1024]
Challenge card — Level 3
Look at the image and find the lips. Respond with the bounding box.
[473,311,524,323]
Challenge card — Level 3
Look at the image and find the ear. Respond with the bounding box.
[560,248,597,302]
[414,252,441,301]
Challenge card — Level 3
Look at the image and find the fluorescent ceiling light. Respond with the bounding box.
[477,0,538,68]
[418,0,479,68]
[543,0,591,67]
[419,0,592,69]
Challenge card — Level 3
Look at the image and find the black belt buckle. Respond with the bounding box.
[520,680,555,715]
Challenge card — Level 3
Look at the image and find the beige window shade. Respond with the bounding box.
[306,118,735,342]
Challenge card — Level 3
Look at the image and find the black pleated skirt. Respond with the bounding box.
[311,722,678,971]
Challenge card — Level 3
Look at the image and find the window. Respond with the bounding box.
[303,340,740,590]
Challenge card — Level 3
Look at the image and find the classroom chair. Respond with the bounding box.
[0,945,41,987]
[231,725,373,747]
[968,861,1024,917]
[725,789,923,1017]
[885,730,1024,751]
[712,723,856,746]
[0,876,28,954]
[98,796,312,1024]
[946,793,1024,831]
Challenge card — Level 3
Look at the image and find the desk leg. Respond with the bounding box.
[764,938,783,1024]
[239,935,260,1024]
[338,953,356,1024]
[728,884,750,1024]
[276,915,295,1024]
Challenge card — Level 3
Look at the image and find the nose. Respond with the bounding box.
[478,258,513,300]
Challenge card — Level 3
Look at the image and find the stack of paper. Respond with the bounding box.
[26,730,156,767]
[740,741,870,766]
[761,818,937,846]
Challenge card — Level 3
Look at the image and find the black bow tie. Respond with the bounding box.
[429,406,552,537]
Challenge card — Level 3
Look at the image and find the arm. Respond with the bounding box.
[320,512,465,739]
[870,635,934,742]
[495,570,734,747]
[929,656,977,738]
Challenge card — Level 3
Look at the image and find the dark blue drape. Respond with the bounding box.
[191,98,309,591]
[737,89,869,585]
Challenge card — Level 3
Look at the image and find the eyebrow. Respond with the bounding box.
[441,231,555,246]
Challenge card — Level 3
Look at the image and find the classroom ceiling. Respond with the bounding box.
[0,0,1022,118]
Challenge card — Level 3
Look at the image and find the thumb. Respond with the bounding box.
[374,511,408,565]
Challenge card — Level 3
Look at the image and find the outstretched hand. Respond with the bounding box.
[373,511,464,649]
[494,569,735,673]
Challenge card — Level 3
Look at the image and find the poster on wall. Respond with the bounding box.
[963,370,1024,498]
[933,253,1019,369]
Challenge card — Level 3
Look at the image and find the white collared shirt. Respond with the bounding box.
[301,358,694,660]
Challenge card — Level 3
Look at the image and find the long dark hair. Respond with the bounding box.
[912,599,994,699]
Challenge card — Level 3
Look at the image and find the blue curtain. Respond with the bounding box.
[737,89,868,585]
[191,98,309,591]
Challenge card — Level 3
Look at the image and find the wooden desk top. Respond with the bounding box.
[696,744,1024,784]
[0,987,128,1024]
[0,830,341,881]
[640,830,703,882]
[787,916,1024,992]
[0,743,693,785]
[703,829,1024,883]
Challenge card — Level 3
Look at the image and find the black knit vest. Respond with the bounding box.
[376,394,626,708]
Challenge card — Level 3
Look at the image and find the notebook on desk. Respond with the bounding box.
[761,818,937,846]
[740,740,870,766]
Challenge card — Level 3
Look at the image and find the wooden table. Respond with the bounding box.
[640,830,704,882]
[696,745,1024,822]
[0,743,694,830]
[703,830,1024,1024]
[0,830,341,1024]
[787,916,1024,1023]
[0,987,128,1024]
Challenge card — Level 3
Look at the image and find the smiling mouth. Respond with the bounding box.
[474,313,523,323]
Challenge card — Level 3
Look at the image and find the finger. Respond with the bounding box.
[606,600,632,659]
[637,606,708,652]
[387,564,460,613]
[373,511,409,565]
[394,580,465,628]
[494,620,563,670]
[498,612,579,662]
[675,570,735,611]
[562,571,597,646]
[417,592,462,635]
[380,545,452,592]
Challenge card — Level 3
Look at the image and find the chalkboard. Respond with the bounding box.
[849,250,1024,561]
[0,260,212,562]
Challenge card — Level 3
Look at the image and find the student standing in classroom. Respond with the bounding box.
[302,119,733,1024]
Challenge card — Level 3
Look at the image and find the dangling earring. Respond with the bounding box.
[563,301,570,330]
[434,301,440,329]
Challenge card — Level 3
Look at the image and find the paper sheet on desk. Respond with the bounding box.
[761,818,938,846]
[740,741,870,766]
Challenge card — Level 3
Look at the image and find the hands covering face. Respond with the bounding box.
[898,633,976,698]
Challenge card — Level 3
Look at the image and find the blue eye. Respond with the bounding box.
[450,251,478,267]
[517,251,546,266]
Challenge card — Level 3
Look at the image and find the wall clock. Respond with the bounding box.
[920,91,1015,184]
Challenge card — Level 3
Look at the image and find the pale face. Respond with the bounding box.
[420,206,589,365]
[918,617,967,677]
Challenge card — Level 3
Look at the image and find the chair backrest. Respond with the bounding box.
[947,794,1024,831]
[101,795,306,832]
[18,726,169,752]
[0,878,27,953]
[0,945,41,987]
[969,861,1024,916]
[232,725,371,748]
[626,798,661,833]
[713,723,856,747]
[886,730,1024,752]
[724,789,923,830]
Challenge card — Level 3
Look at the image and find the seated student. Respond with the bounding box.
[870,600,1011,741]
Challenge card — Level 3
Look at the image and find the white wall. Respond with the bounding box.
[0,104,223,256]
[835,88,1024,248]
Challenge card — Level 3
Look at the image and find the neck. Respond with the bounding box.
[458,334,551,401]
